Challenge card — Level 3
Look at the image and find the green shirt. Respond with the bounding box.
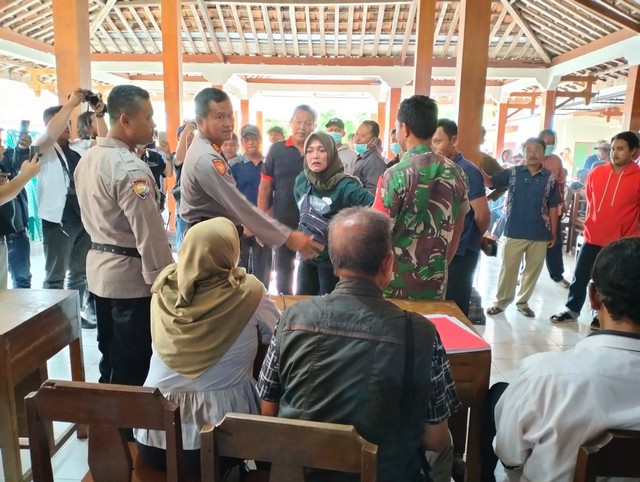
[294,173,374,263]
[379,144,469,300]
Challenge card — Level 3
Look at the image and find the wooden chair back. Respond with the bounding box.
[573,429,640,482]
[566,189,586,254]
[200,413,378,482]
[26,380,186,482]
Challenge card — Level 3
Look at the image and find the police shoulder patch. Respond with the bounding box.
[213,159,227,175]
[131,178,151,199]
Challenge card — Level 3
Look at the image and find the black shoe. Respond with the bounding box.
[81,317,97,329]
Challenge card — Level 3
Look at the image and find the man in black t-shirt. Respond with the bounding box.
[257,105,316,294]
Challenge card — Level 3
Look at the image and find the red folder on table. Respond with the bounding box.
[424,314,490,353]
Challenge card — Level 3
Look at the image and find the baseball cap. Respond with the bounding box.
[325,118,345,129]
[241,124,260,138]
[267,126,285,136]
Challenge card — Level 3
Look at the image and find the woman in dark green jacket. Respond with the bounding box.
[294,131,374,295]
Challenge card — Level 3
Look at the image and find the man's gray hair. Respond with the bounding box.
[328,207,393,277]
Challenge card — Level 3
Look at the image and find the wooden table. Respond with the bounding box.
[0,289,86,482]
[274,296,491,482]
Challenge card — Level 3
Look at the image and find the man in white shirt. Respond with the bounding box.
[481,236,640,482]
[35,89,105,329]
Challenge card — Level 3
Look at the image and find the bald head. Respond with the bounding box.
[328,207,393,278]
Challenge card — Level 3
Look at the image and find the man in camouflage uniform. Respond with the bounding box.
[373,95,469,300]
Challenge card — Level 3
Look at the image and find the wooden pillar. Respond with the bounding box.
[496,102,508,157]
[454,0,491,166]
[256,110,264,134]
[387,88,402,133]
[540,90,557,131]
[377,101,387,152]
[52,0,91,137]
[161,0,183,233]
[623,65,640,132]
[413,0,435,96]
[240,98,250,129]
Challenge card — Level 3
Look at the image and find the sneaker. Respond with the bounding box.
[550,311,578,323]
[590,316,601,331]
[81,317,97,329]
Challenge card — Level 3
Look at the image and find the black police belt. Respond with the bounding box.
[91,242,141,258]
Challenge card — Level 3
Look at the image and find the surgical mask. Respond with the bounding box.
[328,131,343,144]
[354,143,368,155]
[390,142,402,155]
[544,145,555,156]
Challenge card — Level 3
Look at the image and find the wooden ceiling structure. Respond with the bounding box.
[0,0,638,108]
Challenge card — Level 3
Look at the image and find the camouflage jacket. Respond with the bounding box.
[375,144,469,300]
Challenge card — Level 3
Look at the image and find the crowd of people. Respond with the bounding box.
[1,83,639,482]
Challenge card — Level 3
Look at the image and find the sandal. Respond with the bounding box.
[517,307,535,317]
[550,311,578,324]
[486,306,504,316]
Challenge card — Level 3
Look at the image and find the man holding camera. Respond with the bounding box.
[33,88,106,329]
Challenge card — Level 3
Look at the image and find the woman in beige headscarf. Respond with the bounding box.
[134,217,279,475]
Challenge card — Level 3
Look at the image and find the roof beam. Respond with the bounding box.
[121,0,409,5]
[89,0,117,37]
[568,0,640,33]
[195,0,225,61]
[499,0,551,63]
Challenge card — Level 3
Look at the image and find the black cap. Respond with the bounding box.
[325,118,345,129]
[267,126,285,136]
[241,124,260,138]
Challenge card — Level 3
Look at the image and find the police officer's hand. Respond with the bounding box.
[20,154,41,179]
[67,88,86,108]
[286,231,324,259]
[17,134,32,150]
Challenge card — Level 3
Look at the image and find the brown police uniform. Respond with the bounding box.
[179,130,291,247]
[75,137,173,386]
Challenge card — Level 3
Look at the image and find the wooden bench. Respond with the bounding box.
[26,380,189,482]
[200,413,378,482]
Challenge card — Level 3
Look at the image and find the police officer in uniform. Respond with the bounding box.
[180,87,321,260]
[75,85,173,386]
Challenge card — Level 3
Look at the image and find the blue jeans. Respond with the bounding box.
[6,230,31,288]
[175,213,189,250]
[545,217,564,281]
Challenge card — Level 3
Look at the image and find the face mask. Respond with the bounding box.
[390,142,402,155]
[544,145,555,156]
[354,143,368,155]
[329,131,343,144]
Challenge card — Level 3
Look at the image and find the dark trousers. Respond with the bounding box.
[136,442,241,478]
[445,250,480,317]
[546,217,565,281]
[6,230,31,288]
[42,216,90,301]
[566,242,602,314]
[94,295,153,386]
[275,244,296,294]
[480,382,510,482]
[297,259,339,295]
[239,235,272,287]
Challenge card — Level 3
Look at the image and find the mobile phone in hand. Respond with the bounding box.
[19,120,30,136]
[29,145,39,159]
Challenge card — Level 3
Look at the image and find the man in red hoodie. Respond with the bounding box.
[551,131,640,329]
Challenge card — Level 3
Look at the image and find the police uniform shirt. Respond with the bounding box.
[74,137,173,299]
[179,130,291,247]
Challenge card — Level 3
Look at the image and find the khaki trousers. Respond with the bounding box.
[494,237,547,310]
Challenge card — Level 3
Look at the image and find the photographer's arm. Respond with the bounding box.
[36,89,84,151]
